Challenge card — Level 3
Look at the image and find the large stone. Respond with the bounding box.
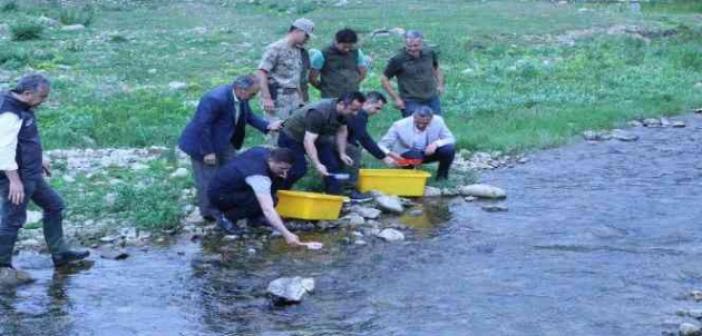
[347,214,365,226]
[673,120,687,128]
[350,206,382,219]
[376,228,405,242]
[611,129,639,142]
[423,186,442,197]
[170,167,189,178]
[0,268,34,287]
[99,248,129,260]
[61,24,85,31]
[375,195,403,214]
[643,118,662,128]
[459,184,507,199]
[482,204,509,212]
[679,322,702,336]
[267,276,315,304]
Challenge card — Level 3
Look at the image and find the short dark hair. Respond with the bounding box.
[232,74,258,90]
[335,28,358,44]
[339,91,366,105]
[365,91,387,104]
[12,73,50,94]
[413,105,434,117]
[270,147,295,165]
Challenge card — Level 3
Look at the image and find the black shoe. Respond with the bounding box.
[349,190,373,203]
[217,215,244,235]
[52,250,90,267]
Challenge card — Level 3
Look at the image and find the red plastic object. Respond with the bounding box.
[394,158,423,167]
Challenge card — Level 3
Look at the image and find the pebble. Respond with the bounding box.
[376,228,405,242]
[267,276,315,304]
[459,184,507,199]
[673,120,687,128]
[679,322,702,336]
[611,129,639,142]
[423,186,442,197]
[170,167,189,178]
[482,204,509,212]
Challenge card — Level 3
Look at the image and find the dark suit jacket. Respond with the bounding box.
[178,84,268,161]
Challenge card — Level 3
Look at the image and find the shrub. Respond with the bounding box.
[1,0,17,12]
[10,22,43,41]
[58,6,95,27]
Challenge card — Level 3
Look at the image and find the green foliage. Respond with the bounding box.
[1,0,17,12]
[58,5,95,27]
[10,21,43,41]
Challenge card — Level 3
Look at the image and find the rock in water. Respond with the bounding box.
[679,322,702,336]
[459,184,507,199]
[611,129,639,142]
[0,267,34,287]
[350,206,382,219]
[347,214,365,226]
[375,195,404,214]
[423,186,442,197]
[99,248,129,260]
[643,118,662,128]
[673,120,687,128]
[267,276,315,304]
[376,228,405,242]
[482,204,509,212]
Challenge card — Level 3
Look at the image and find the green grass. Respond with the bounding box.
[2,0,701,230]
[10,21,43,41]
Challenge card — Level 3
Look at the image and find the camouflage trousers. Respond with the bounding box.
[265,90,302,146]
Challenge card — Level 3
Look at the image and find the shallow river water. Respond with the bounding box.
[2,115,702,336]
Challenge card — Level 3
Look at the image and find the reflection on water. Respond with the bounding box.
[2,115,702,335]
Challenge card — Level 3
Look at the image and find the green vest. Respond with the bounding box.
[319,46,360,98]
[396,49,438,100]
[283,99,344,142]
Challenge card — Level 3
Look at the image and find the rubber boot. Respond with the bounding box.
[43,218,89,267]
[0,233,33,287]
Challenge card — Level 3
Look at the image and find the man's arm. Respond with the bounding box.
[192,97,220,163]
[349,115,386,160]
[378,122,400,154]
[434,67,445,95]
[0,113,24,204]
[434,117,455,147]
[336,125,353,166]
[382,57,404,110]
[255,191,300,245]
[244,101,273,134]
[303,131,328,176]
[256,70,275,114]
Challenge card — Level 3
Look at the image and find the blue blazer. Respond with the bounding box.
[178,84,269,161]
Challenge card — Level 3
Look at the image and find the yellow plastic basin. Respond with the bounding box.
[357,169,432,196]
[276,190,346,220]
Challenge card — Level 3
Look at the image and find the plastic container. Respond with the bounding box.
[357,169,432,196]
[276,190,346,220]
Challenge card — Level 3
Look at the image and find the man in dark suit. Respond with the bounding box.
[178,75,282,221]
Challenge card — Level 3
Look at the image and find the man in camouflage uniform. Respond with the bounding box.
[257,18,314,145]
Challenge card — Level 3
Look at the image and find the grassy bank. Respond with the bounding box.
[1,0,701,230]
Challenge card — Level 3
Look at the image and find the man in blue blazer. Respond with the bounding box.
[178,75,282,221]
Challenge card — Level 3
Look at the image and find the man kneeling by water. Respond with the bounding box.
[208,146,321,248]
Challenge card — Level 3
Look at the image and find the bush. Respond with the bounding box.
[58,6,95,27]
[0,48,29,68]
[10,22,43,41]
[1,0,17,12]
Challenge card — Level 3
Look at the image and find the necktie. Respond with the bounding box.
[231,101,246,149]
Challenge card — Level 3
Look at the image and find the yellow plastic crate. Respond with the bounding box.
[276,190,346,220]
[357,169,432,196]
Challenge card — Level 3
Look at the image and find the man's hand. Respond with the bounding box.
[8,179,24,205]
[203,153,217,166]
[42,158,52,177]
[262,97,275,113]
[394,97,405,110]
[425,143,439,156]
[387,152,402,160]
[283,232,301,246]
[340,154,353,166]
[382,156,396,166]
[315,162,329,176]
[267,120,283,131]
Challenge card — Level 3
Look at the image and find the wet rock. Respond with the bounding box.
[643,118,662,128]
[61,24,85,31]
[99,248,129,260]
[690,290,702,301]
[168,81,188,91]
[376,228,405,242]
[628,120,643,127]
[99,235,119,243]
[375,195,403,214]
[407,209,423,217]
[611,129,639,142]
[350,206,381,219]
[170,167,189,178]
[347,214,365,226]
[482,204,509,212]
[464,196,477,202]
[661,117,672,127]
[686,309,702,319]
[679,322,702,336]
[582,130,611,141]
[441,188,459,197]
[267,276,315,304]
[184,208,204,224]
[673,120,687,128]
[0,268,34,287]
[424,186,442,197]
[459,184,507,199]
[354,239,367,245]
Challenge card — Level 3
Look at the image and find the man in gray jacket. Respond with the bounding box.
[379,106,455,180]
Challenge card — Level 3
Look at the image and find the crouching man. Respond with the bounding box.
[0,74,89,281]
[208,146,320,248]
[379,106,456,180]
